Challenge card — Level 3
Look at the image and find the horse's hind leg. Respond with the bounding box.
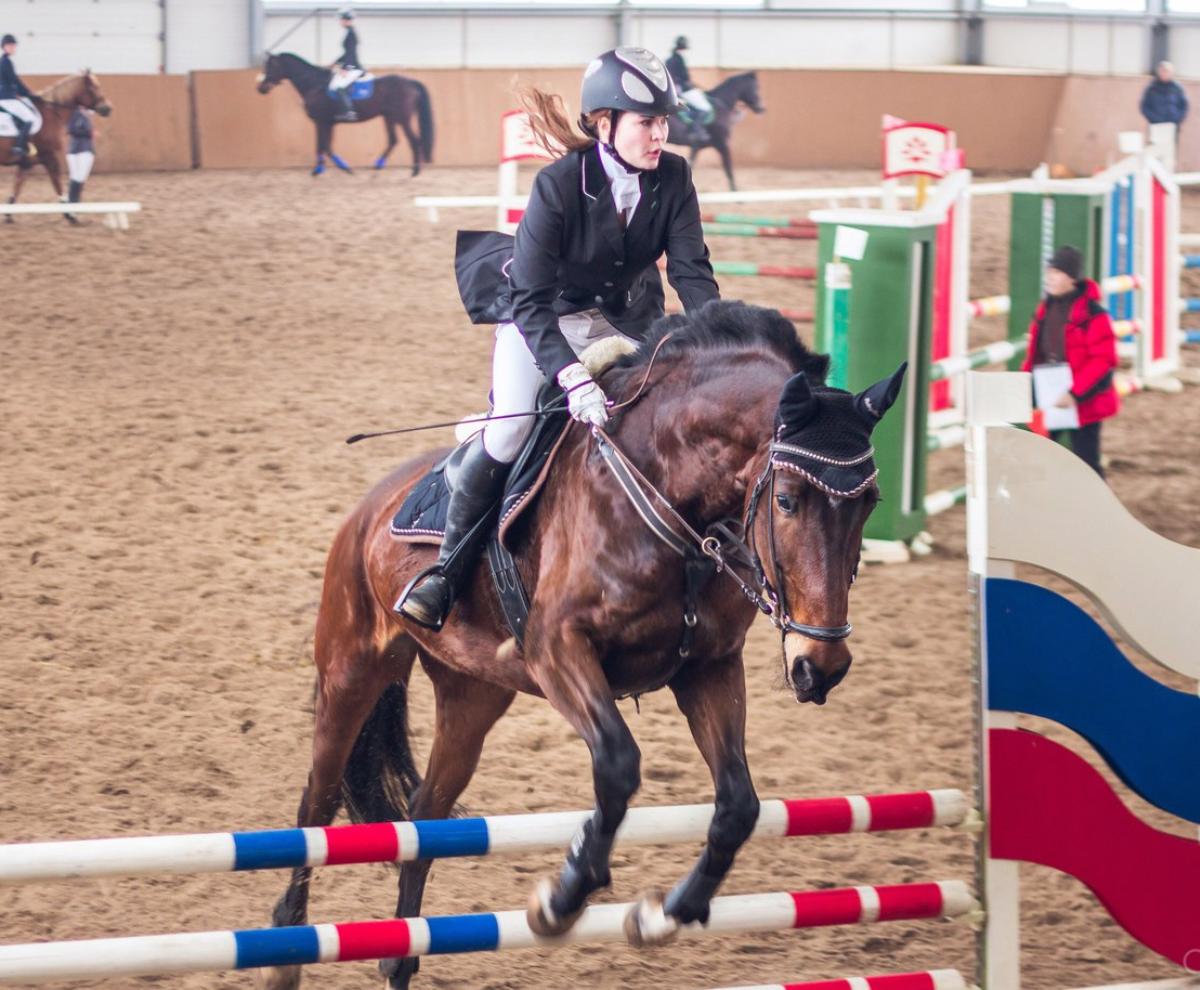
[380,654,515,990]
[375,117,398,170]
[397,113,421,177]
[258,630,418,990]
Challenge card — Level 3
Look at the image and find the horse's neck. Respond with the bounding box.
[38,77,80,106]
[285,56,328,91]
[709,75,745,103]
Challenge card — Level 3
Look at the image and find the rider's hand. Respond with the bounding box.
[557,362,609,428]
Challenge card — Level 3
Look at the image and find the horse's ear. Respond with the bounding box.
[855,363,907,424]
[777,372,819,433]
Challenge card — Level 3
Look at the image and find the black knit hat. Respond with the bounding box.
[1047,245,1083,281]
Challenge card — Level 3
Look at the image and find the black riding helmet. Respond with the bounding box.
[674,36,689,51]
[338,8,354,20]
[580,47,683,120]
[2,35,17,47]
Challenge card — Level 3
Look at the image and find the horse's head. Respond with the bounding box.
[257,53,284,94]
[738,72,765,114]
[750,362,906,705]
[80,70,112,116]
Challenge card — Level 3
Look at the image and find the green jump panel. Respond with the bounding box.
[815,221,937,544]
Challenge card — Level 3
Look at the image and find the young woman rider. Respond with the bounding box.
[396,46,720,630]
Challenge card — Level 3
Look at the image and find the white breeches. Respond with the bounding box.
[329,68,362,91]
[482,311,630,463]
[0,97,37,125]
[682,88,712,114]
[67,151,94,183]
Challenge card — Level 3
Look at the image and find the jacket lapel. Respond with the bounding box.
[583,148,626,259]
[624,169,661,242]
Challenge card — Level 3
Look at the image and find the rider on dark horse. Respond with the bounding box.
[329,9,361,122]
[0,34,37,161]
[665,36,711,146]
[395,46,720,631]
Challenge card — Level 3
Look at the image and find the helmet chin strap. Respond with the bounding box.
[601,111,645,174]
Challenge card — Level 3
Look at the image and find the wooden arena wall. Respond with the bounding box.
[25,73,192,172]
[26,69,1200,176]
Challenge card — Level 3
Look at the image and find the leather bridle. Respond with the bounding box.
[593,428,854,646]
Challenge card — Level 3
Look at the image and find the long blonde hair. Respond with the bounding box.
[518,85,607,158]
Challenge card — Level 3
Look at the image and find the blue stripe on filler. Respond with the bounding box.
[413,817,490,859]
[985,577,1200,824]
[235,926,321,969]
[233,829,310,871]
[426,913,501,955]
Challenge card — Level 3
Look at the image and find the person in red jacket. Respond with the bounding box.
[1021,245,1120,478]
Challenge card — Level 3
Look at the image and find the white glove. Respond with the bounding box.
[557,361,609,428]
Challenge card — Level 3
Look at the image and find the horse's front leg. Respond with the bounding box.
[716,138,736,192]
[312,120,329,176]
[525,623,640,936]
[627,652,759,945]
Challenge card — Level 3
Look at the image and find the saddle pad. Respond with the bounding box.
[390,396,571,551]
[0,102,42,138]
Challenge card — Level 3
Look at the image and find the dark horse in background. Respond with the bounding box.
[667,72,765,192]
[2,71,112,222]
[258,301,906,990]
[257,52,433,176]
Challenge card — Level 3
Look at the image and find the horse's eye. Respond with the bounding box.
[775,493,798,515]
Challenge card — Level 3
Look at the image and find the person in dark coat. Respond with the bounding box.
[1139,61,1188,134]
[0,34,37,160]
[1020,245,1120,479]
[328,9,361,121]
[665,36,711,145]
[63,106,95,223]
[396,46,720,630]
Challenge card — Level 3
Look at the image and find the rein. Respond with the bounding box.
[591,426,852,646]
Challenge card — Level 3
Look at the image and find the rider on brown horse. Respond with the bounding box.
[395,46,720,630]
[0,35,36,161]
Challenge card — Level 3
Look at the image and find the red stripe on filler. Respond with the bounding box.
[324,822,400,866]
[789,888,865,927]
[866,792,935,831]
[784,797,853,835]
[334,919,413,962]
[784,980,854,990]
[867,973,938,990]
[876,882,945,920]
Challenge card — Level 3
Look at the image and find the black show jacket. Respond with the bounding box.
[505,145,719,382]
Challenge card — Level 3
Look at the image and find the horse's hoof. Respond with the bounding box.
[526,877,585,937]
[624,889,680,948]
[311,166,325,176]
[255,963,302,990]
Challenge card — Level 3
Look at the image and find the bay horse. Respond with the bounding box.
[667,72,765,191]
[260,301,905,990]
[2,71,111,223]
[256,52,434,176]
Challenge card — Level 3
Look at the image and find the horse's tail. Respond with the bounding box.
[414,80,434,163]
[341,680,423,823]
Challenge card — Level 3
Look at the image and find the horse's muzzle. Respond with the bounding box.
[785,636,851,705]
[257,79,275,95]
[96,104,112,117]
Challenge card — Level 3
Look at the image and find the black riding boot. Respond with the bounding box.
[394,437,509,630]
[11,120,31,161]
[63,180,82,225]
[335,89,357,122]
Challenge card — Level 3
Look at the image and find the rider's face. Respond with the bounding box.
[602,113,668,170]
[2,44,15,56]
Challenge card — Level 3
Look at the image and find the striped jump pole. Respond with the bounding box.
[1181,299,1200,313]
[0,790,970,885]
[706,970,970,990]
[0,881,978,985]
[929,339,1028,384]
[704,223,818,241]
[1185,330,1200,344]
[1182,254,1200,269]
[711,260,816,280]
[701,212,817,230]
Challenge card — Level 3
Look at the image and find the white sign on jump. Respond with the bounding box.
[882,115,956,180]
[500,110,559,163]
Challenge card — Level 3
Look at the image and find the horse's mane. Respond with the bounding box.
[612,299,830,384]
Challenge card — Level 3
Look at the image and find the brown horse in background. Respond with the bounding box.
[260,302,905,990]
[2,71,112,219]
